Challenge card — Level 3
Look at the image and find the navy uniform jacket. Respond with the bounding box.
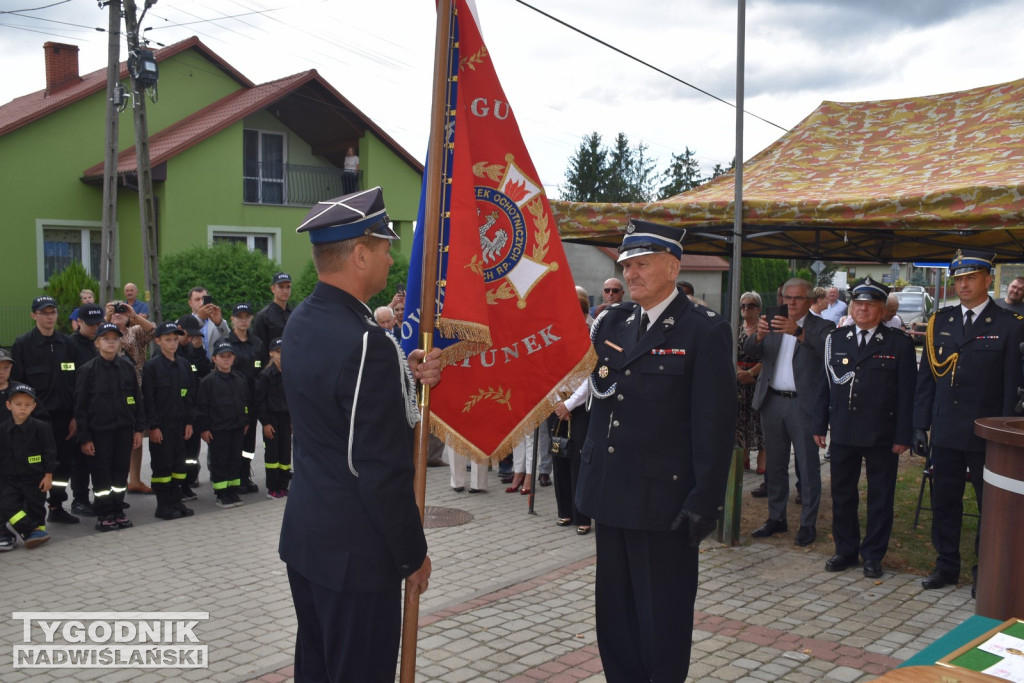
[815,325,917,447]
[278,282,426,592]
[0,417,57,479]
[576,289,736,530]
[74,355,145,442]
[142,354,197,429]
[914,298,1024,451]
[12,328,77,416]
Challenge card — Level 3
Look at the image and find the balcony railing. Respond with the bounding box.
[243,163,362,206]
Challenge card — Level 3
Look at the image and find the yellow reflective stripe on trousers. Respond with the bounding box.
[151,476,172,484]
[212,481,229,490]
[9,510,26,525]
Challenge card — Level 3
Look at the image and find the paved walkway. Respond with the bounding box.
[0,448,976,682]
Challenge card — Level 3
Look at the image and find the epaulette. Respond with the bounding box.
[935,304,957,315]
[608,301,637,311]
[690,302,719,319]
[889,326,912,338]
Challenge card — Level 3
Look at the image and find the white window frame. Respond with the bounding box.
[208,226,282,263]
[242,129,288,205]
[36,219,114,288]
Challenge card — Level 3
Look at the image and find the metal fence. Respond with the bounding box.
[243,163,360,206]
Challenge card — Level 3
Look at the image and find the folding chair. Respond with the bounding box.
[913,449,981,529]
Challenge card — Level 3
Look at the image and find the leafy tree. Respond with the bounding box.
[739,257,790,300]
[158,242,279,322]
[45,262,100,335]
[709,160,735,179]
[290,251,409,312]
[559,132,607,202]
[560,132,656,202]
[658,147,704,199]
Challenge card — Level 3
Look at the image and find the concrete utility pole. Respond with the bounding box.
[123,0,161,321]
[99,0,122,305]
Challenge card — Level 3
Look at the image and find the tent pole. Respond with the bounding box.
[720,0,746,547]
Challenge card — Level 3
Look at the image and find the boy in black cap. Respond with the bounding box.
[12,296,79,525]
[253,272,293,358]
[68,302,106,518]
[176,314,211,499]
[75,322,145,531]
[143,322,198,520]
[1,383,56,550]
[0,347,13,424]
[196,340,250,508]
[256,337,290,498]
[225,303,263,493]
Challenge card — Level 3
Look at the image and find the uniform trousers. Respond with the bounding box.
[930,445,985,577]
[183,431,202,487]
[149,421,188,483]
[1,477,47,537]
[209,428,243,492]
[595,523,699,682]
[86,427,133,517]
[759,393,821,528]
[287,566,401,683]
[46,411,77,507]
[830,443,898,562]
[263,412,292,491]
[238,417,259,483]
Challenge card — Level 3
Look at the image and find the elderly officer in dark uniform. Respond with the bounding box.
[813,277,917,578]
[914,249,1024,592]
[745,278,834,546]
[278,187,441,682]
[576,220,735,682]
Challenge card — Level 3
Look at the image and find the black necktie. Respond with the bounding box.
[964,309,975,337]
[859,329,869,350]
[638,312,650,339]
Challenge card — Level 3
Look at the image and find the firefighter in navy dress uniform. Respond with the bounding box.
[913,249,1024,593]
[813,277,917,579]
[278,187,441,682]
[575,220,735,683]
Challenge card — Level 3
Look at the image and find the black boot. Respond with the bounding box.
[172,482,195,517]
[154,484,182,520]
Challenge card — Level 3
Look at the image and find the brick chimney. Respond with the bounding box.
[43,42,81,95]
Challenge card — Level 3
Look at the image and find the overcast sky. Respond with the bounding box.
[2,0,1021,197]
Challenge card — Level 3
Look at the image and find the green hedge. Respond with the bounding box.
[158,243,279,322]
[45,262,100,335]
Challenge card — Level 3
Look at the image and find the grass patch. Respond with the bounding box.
[740,452,979,584]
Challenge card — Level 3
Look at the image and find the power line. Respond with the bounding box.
[512,0,788,133]
[0,0,71,14]
[144,8,279,31]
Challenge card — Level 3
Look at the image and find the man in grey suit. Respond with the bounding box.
[744,277,834,546]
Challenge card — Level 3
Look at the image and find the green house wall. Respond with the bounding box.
[0,45,422,344]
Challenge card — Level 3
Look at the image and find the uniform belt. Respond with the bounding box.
[769,388,798,398]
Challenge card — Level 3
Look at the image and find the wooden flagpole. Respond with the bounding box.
[399,0,453,680]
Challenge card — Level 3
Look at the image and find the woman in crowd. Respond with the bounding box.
[736,292,766,474]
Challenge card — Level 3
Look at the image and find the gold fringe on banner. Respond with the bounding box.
[434,317,491,367]
[430,345,597,465]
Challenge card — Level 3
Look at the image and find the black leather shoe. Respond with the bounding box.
[921,570,958,589]
[750,482,768,498]
[752,518,787,537]
[794,525,816,546]
[825,554,857,572]
[451,487,465,493]
[538,474,552,487]
[467,488,484,493]
[863,560,883,578]
[47,506,80,524]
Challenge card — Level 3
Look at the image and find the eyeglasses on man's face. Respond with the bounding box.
[604,288,622,294]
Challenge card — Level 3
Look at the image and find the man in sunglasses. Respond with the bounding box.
[591,277,625,317]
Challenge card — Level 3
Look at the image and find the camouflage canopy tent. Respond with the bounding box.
[553,79,1024,262]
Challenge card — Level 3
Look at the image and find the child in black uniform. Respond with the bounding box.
[256,337,291,498]
[143,321,198,520]
[176,315,211,501]
[1,383,57,549]
[75,322,145,531]
[196,340,249,509]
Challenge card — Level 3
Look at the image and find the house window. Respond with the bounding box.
[210,227,279,261]
[243,129,285,204]
[42,226,102,282]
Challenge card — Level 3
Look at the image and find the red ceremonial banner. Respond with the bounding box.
[427,0,596,462]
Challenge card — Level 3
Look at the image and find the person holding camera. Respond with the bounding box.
[106,299,155,494]
[187,287,229,359]
[744,277,834,547]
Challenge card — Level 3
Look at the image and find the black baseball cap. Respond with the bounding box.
[155,321,185,337]
[232,303,254,316]
[176,315,202,335]
[272,272,292,285]
[32,296,58,312]
[95,322,122,338]
[8,383,37,400]
[269,337,283,352]
[212,340,235,356]
[79,303,106,325]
